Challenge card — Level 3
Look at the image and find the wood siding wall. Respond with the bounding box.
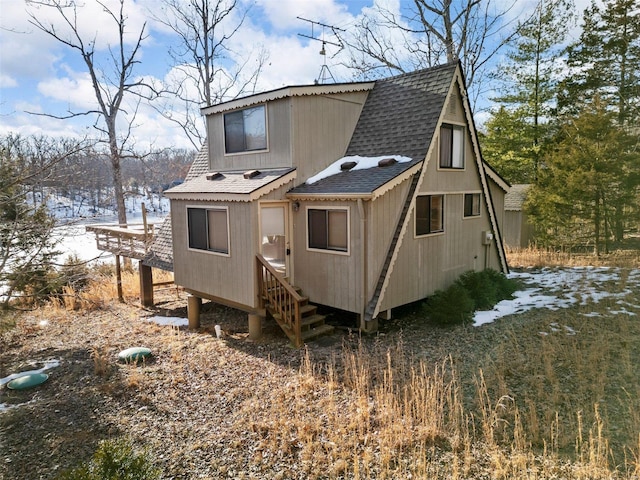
[291,200,363,313]
[206,92,368,178]
[290,93,368,184]
[171,199,258,309]
[379,85,504,312]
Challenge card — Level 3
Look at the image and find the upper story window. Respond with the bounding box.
[415,194,444,236]
[464,193,481,217]
[224,105,267,154]
[439,124,464,169]
[307,208,349,253]
[187,207,229,255]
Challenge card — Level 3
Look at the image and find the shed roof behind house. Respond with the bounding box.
[505,184,531,211]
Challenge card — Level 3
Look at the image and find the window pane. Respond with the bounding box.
[328,210,347,251]
[188,208,208,250]
[439,125,452,168]
[243,106,267,151]
[430,195,444,232]
[452,126,464,168]
[308,209,327,249]
[224,111,245,153]
[464,193,481,217]
[416,196,429,235]
[208,209,228,254]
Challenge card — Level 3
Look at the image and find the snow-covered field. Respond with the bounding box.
[473,267,640,327]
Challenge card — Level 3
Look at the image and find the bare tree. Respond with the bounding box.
[339,0,518,110]
[26,0,150,225]
[152,0,267,148]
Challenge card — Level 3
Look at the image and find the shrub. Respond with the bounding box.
[422,283,475,326]
[423,269,520,326]
[56,438,160,480]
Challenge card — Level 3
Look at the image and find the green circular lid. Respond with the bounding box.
[7,373,49,390]
[118,347,152,363]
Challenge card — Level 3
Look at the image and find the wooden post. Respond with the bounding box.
[139,261,154,307]
[187,294,201,330]
[115,255,124,303]
[248,313,262,340]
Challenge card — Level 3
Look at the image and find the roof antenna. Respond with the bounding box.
[297,17,344,84]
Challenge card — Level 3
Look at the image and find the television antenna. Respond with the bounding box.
[297,17,344,84]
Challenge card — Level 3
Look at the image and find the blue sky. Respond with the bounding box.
[0,0,589,150]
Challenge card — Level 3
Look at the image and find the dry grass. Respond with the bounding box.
[507,246,640,269]
[3,251,638,479]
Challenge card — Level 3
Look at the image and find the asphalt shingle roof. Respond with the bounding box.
[163,167,295,196]
[290,62,457,196]
[289,158,421,196]
[505,184,531,211]
[144,145,209,270]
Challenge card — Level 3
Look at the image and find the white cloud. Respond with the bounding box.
[0,75,17,88]
[254,0,353,31]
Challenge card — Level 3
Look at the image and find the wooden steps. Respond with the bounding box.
[266,292,334,345]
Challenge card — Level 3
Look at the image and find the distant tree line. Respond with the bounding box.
[0,133,194,307]
[479,0,640,254]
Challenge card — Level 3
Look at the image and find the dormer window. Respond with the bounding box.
[439,124,464,169]
[224,105,267,154]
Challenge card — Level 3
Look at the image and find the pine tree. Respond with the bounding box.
[560,0,640,127]
[483,0,575,182]
[526,98,640,253]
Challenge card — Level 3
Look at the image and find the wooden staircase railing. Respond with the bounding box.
[256,254,304,347]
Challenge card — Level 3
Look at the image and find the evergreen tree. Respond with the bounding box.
[0,135,85,307]
[479,106,537,183]
[560,0,640,127]
[525,98,640,254]
[483,0,574,182]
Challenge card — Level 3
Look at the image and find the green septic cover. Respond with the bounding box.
[118,347,152,363]
[7,373,49,390]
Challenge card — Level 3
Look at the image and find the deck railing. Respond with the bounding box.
[256,254,303,347]
[85,223,155,260]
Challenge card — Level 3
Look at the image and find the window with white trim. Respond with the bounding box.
[187,207,229,254]
[415,195,444,235]
[307,208,348,252]
[224,105,267,154]
[464,193,481,217]
[439,124,465,169]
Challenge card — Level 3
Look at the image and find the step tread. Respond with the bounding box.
[301,324,334,341]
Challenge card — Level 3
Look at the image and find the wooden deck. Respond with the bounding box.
[85,223,155,260]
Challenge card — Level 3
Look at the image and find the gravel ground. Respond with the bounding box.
[0,287,504,480]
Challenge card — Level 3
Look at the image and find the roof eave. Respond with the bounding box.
[201,82,375,115]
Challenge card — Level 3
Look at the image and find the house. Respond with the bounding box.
[503,184,534,249]
[152,61,509,346]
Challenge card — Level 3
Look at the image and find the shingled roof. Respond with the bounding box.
[505,184,531,211]
[163,167,295,200]
[289,62,457,197]
[145,62,460,270]
[144,145,209,271]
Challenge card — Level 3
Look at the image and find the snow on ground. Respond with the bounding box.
[305,155,412,184]
[473,267,640,327]
[144,316,189,328]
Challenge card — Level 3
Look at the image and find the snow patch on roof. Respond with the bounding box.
[305,155,412,185]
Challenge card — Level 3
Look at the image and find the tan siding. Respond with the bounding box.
[379,125,499,312]
[291,200,362,313]
[366,179,410,297]
[171,199,258,309]
[291,92,368,184]
[207,99,292,172]
[204,91,367,179]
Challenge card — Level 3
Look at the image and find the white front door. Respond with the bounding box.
[259,203,289,276]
